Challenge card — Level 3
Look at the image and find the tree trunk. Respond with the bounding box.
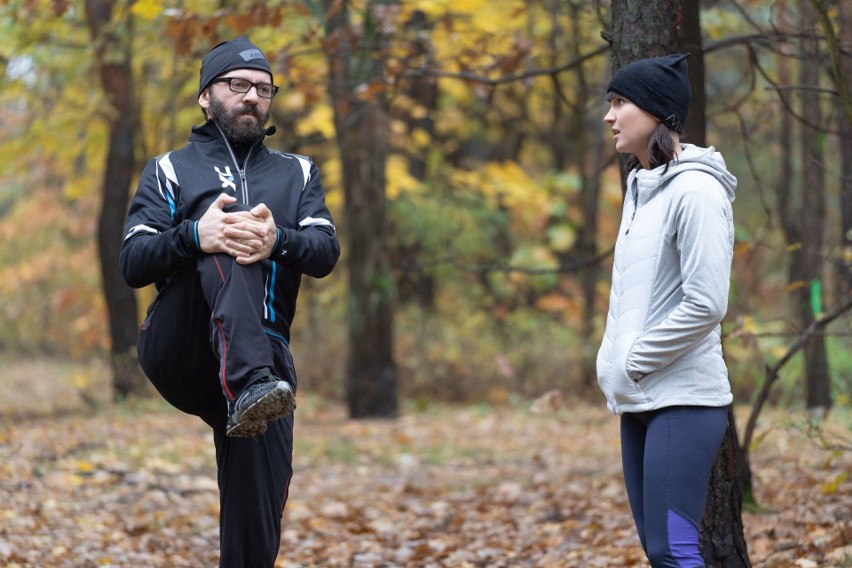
[85,0,147,399]
[798,0,832,414]
[745,2,798,506]
[839,0,852,303]
[393,8,437,309]
[679,0,706,145]
[610,1,750,565]
[609,0,681,188]
[325,0,398,418]
[676,6,751,564]
[701,407,751,566]
[610,0,681,67]
[565,1,603,393]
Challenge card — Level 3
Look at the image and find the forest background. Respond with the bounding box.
[1,0,850,414]
[0,0,851,566]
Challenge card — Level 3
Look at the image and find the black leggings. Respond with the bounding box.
[620,406,728,568]
[138,254,294,567]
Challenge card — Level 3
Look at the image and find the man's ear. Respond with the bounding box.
[199,88,210,112]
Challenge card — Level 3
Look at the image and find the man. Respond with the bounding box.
[120,37,340,566]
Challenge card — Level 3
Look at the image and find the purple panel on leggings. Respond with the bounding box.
[668,509,704,567]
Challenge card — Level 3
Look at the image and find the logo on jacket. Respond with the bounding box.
[215,166,236,191]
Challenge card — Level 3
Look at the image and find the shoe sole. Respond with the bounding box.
[226,383,296,438]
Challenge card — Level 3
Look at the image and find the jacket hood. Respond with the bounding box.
[631,144,737,203]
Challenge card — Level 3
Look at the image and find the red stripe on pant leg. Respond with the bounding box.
[211,256,233,400]
[213,255,226,282]
[215,318,235,400]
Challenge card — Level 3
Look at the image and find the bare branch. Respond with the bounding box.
[808,0,852,122]
[401,44,609,86]
[742,296,852,452]
[752,54,844,135]
[412,248,614,276]
[705,31,818,54]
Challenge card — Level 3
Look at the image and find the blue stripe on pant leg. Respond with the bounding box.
[667,509,703,567]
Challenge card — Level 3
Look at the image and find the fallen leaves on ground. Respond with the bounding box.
[0,398,849,567]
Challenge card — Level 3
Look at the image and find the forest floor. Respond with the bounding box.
[0,359,850,567]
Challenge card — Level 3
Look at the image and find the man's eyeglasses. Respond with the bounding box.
[210,77,279,99]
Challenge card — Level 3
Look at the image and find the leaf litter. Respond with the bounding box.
[0,396,849,567]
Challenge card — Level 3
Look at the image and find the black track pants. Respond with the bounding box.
[137,253,295,567]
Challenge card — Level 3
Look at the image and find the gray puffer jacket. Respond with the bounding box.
[596,144,736,415]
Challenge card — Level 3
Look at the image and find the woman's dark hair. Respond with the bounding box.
[606,92,679,173]
[625,123,678,173]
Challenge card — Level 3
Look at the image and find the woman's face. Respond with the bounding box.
[603,94,659,162]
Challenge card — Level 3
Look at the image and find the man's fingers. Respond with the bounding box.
[251,203,271,218]
[235,252,264,265]
[223,221,267,239]
[215,193,237,210]
[226,237,262,251]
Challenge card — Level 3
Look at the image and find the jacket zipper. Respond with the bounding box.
[238,152,252,203]
[214,123,254,203]
[625,207,637,235]
[213,123,276,323]
[625,182,638,235]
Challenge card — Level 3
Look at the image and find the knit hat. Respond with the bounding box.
[198,36,273,95]
[607,53,691,133]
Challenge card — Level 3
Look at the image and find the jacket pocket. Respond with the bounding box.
[597,341,648,408]
[610,365,648,407]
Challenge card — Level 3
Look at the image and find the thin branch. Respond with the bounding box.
[742,296,852,452]
[745,330,852,339]
[413,248,614,276]
[401,44,609,86]
[809,0,852,122]
[752,53,844,136]
[733,106,775,224]
[705,31,818,54]
[794,419,852,452]
[773,85,840,96]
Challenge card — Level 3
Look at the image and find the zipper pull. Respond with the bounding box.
[625,208,636,235]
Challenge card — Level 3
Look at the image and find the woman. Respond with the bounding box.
[597,53,737,567]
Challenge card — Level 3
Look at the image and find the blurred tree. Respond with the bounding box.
[843,0,852,298]
[550,0,607,393]
[84,0,147,398]
[679,3,751,564]
[820,0,852,301]
[781,0,832,415]
[680,0,706,145]
[324,0,399,418]
[1,0,850,422]
[391,9,438,309]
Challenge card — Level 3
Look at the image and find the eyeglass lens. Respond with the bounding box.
[222,78,277,99]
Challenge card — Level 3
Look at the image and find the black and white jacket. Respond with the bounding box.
[120,120,340,343]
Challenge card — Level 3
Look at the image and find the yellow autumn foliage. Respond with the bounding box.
[130,0,164,20]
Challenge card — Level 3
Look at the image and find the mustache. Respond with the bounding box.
[231,104,261,119]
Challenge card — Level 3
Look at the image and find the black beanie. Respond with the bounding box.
[198,36,274,95]
[606,53,691,133]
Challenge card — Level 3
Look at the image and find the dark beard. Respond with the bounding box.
[208,96,269,148]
